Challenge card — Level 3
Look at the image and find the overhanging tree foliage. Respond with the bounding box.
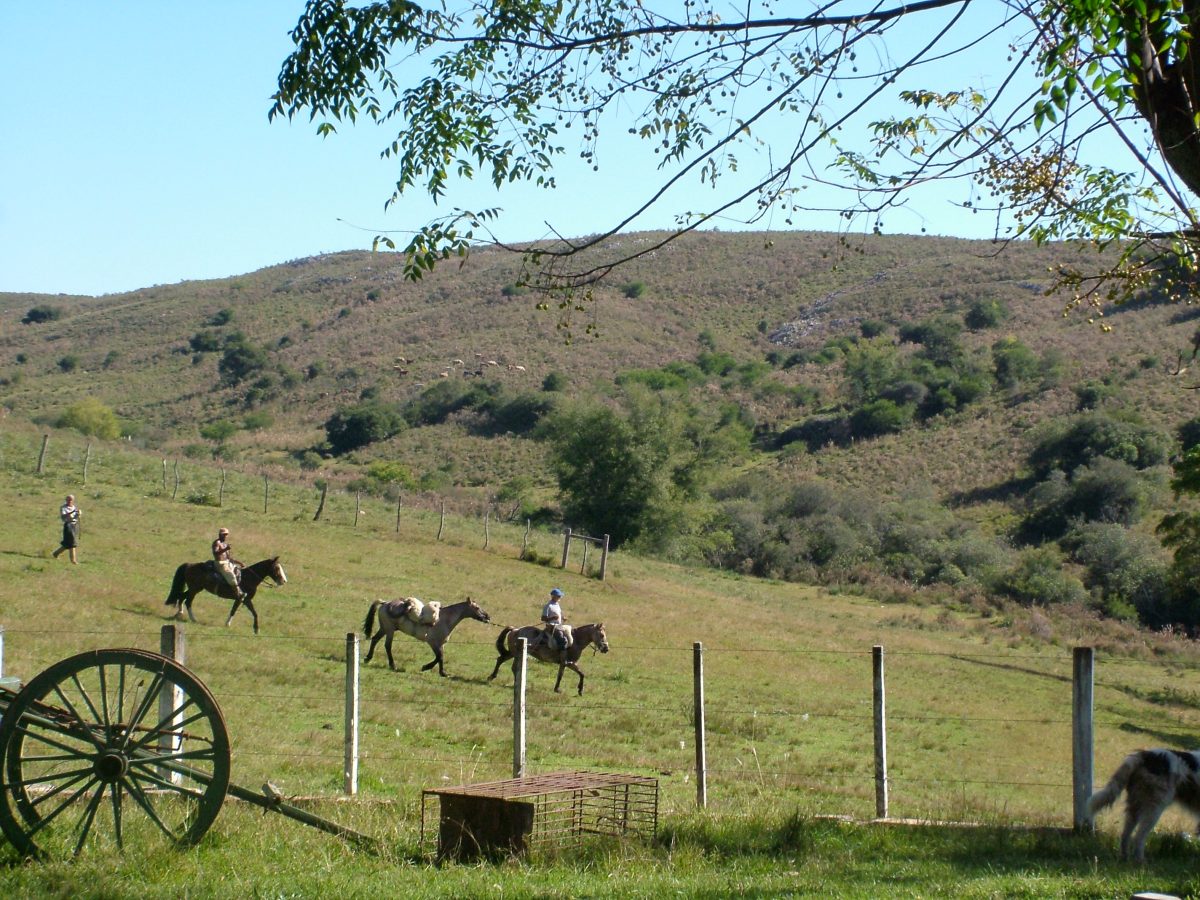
[272,1,1200,320]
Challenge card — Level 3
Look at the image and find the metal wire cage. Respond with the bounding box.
[421,771,659,860]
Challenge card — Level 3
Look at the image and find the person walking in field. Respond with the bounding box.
[52,494,80,564]
[212,527,245,600]
[541,587,573,656]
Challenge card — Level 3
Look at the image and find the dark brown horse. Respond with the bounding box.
[362,597,491,676]
[164,557,287,634]
[488,623,609,695]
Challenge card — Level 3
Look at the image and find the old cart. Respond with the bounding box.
[0,648,375,859]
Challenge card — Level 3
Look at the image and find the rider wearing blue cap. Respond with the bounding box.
[541,588,572,655]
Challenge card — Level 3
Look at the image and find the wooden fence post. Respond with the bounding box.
[873,645,888,819]
[484,506,490,550]
[37,434,49,475]
[560,528,572,568]
[354,492,362,528]
[693,641,708,808]
[1073,646,1095,832]
[172,460,180,500]
[522,519,531,559]
[600,534,609,581]
[437,501,446,541]
[580,539,589,574]
[159,624,186,785]
[314,482,327,522]
[82,442,92,485]
[513,637,528,778]
[262,474,269,514]
[344,632,360,796]
[162,458,167,493]
[395,494,402,533]
[219,469,226,508]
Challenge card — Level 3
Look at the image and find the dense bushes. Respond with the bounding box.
[324,401,406,455]
[22,305,62,324]
[57,398,121,440]
[218,335,270,386]
[1022,458,1155,541]
[1028,412,1170,477]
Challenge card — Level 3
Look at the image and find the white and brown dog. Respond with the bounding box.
[1088,748,1200,861]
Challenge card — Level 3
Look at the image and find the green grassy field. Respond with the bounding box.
[4,423,1200,896]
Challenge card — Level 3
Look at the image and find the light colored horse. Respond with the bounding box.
[362,597,491,676]
[488,623,609,695]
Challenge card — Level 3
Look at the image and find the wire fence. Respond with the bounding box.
[4,622,1198,828]
[4,427,600,577]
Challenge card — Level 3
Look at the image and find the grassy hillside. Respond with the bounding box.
[2,230,1194,495]
[3,423,1200,894]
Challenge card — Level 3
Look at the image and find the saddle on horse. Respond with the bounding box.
[387,597,440,627]
[542,623,573,652]
[207,559,242,592]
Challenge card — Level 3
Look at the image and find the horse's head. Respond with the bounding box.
[465,597,490,623]
[269,557,288,586]
[591,623,609,654]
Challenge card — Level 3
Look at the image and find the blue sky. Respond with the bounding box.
[0,3,1120,296]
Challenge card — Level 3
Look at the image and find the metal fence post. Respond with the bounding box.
[345,633,360,796]
[1073,646,1095,831]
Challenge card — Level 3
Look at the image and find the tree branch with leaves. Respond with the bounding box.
[272,0,1200,322]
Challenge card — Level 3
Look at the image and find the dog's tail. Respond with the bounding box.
[1088,751,1144,819]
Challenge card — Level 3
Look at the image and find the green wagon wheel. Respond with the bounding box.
[0,648,230,859]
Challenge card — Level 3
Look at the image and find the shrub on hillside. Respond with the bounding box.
[617,368,691,391]
[1073,379,1116,411]
[57,398,121,440]
[22,305,62,325]
[542,371,567,392]
[404,379,491,426]
[1028,412,1170,477]
[621,282,647,299]
[964,298,1010,330]
[189,330,222,353]
[898,316,963,365]
[200,421,238,443]
[1022,458,1153,541]
[324,401,406,455]
[696,351,738,377]
[1178,416,1200,452]
[242,411,273,431]
[1063,522,1169,625]
[859,319,889,338]
[991,337,1040,389]
[58,355,80,373]
[850,399,914,438]
[218,338,269,386]
[996,547,1089,606]
[481,392,559,436]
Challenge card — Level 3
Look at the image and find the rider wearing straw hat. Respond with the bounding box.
[212,527,245,600]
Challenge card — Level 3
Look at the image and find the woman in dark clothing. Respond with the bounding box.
[53,494,80,564]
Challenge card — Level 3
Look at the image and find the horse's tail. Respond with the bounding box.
[363,601,380,639]
[164,564,187,606]
[496,626,512,656]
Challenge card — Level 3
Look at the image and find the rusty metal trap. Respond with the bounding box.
[421,771,659,860]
